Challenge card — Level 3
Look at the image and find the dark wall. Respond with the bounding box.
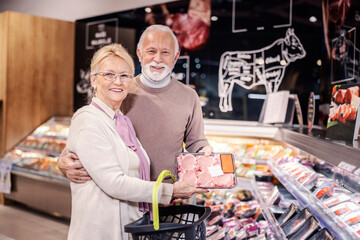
[73,0,360,125]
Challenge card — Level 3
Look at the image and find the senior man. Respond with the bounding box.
[58,24,212,182]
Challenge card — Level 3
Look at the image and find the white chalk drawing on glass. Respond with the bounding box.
[232,0,292,33]
[76,69,92,98]
[218,28,306,112]
[171,56,190,85]
[331,27,359,84]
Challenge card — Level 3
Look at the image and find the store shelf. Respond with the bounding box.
[11,167,67,184]
[248,179,287,240]
[277,129,360,170]
[269,161,356,240]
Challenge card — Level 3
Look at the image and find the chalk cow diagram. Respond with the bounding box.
[218,28,306,112]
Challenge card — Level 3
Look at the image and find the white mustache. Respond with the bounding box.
[148,62,168,69]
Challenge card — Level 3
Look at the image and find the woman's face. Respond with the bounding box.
[92,55,132,112]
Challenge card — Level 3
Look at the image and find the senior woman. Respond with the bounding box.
[66,43,206,239]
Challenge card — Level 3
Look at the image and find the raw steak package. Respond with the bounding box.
[176,152,236,188]
[307,228,334,240]
[281,208,312,236]
[288,216,319,240]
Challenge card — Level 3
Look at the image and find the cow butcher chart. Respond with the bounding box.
[218,28,306,112]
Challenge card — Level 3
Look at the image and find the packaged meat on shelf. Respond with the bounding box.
[1,116,70,180]
[201,132,359,239]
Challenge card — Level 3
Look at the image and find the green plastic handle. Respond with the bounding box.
[152,170,175,230]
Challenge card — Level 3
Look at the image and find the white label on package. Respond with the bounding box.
[208,165,224,177]
[338,161,356,173]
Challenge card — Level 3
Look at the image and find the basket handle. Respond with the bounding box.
[152,170,176,230]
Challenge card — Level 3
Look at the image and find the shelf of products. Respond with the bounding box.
[202,120,360,239]
[1,116,71,218]
[3,116,70,181]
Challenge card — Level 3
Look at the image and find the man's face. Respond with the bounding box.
[137,30,180,81]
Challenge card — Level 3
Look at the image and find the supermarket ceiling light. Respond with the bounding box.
[309,16,317,23]
[211,16,218,21]
[145,7,152,13]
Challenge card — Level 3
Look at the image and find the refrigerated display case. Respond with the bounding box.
[2,116,71,218]
[2,117,360,235]
[202,119,360,239]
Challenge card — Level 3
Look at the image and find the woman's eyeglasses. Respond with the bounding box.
[94,71,133,83]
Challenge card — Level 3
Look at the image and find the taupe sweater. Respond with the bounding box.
[121,76,209,181]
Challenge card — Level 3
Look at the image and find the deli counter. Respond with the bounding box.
[2,118,360,239]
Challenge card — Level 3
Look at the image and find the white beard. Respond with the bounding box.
[142,61,173,82]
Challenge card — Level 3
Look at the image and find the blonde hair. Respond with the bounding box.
[88,44,134,102]
[91,43,134,75]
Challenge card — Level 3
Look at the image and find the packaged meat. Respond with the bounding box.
[306,228,334,240]
[300,172,319,191]
[281,208,312,236]
[351,222,360,238]
[288,216,319,240]
[266,186,281,206]
[269,205,288,215]
[207,228,226,240]
[176,152,236,188]
[322,193,351,208]
[330,202,360,216]
[235,228,247,240]
[313,181,335,200]
[339,210,360,226]
[277,203,297,225]
[206,225,220,237]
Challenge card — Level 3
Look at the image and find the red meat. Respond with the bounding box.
[344,86,360,104]
[334,89,346,104]
[168,13,210,51]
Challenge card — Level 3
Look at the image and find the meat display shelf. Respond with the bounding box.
[269,161,355,239]
[233,178,287,239]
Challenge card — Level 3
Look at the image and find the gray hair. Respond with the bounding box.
[137,25,179,54]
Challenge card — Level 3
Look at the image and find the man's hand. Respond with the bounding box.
[199,145,213,156]
[57,152,91,183]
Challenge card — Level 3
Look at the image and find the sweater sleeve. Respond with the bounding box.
[69,113,173,205]
[183,90,210,153]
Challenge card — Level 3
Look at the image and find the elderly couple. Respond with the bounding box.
[59,24,212,239]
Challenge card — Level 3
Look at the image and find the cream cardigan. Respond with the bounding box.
[67,98,173,240]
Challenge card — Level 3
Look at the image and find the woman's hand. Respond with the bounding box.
[172,181,208,199]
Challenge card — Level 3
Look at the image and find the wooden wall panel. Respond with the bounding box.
[0,12,9,156]
[1,12,74,154]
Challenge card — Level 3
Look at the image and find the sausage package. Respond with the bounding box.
[176,152,236,188]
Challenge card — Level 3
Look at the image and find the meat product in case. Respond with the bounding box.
[288,216,319,240]
[176,153,236,188]
[307,228,334,240]
[281,208,312,236]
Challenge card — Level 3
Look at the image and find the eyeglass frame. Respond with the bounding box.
[93,71,134,83]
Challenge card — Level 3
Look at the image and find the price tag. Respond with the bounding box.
[338,161,356,173]
[354,168,360,176]
[208,165,224,177]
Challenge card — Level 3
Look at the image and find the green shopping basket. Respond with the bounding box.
[124,170,211,240]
